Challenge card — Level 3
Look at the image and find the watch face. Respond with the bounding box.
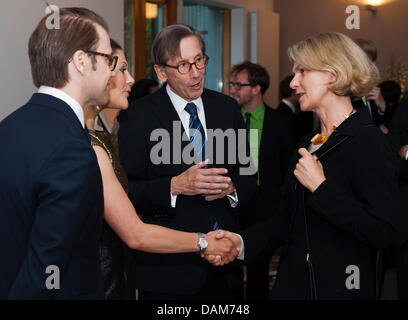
[199,237,208,249]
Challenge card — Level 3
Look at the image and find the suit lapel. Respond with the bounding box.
[150,86,190,165]
[201,90,220,130]
[258,107,272,177]
[311,131,348,160]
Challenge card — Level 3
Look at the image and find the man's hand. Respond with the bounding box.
[171,160,231,196]
[204,181,236,201]
[367,87,386,112]
[399,144,408,159]
[294,148,326,192]
[202,230,241,266]
[379,124,389,135]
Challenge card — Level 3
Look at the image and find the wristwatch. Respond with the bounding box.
[197,233,208,253]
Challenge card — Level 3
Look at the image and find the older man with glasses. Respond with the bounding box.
[118,23,257,300]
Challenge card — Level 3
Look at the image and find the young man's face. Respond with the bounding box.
[229,70,254,108]
[86,24,115,106]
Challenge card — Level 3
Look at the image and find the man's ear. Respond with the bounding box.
[154,64,168,82]
[70,50,88,75]
[252,84,262,96]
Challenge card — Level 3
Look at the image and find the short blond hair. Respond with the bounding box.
[287,32,379,97]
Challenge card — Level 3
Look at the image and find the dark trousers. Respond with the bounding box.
[239,186,275,300]
[139,266,242,300]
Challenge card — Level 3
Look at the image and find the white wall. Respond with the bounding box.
[0,0,124,121]
[202,0,280,106]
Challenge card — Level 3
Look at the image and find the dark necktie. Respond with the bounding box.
[185,102,206,162]
[245,112,251,130]
[185,103,218,230]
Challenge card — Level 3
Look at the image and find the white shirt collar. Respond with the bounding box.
[282,99,296,114]
[165,84,207,139]
[38,86,85,128]
[166,84,203,115]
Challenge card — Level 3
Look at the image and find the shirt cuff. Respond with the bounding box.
[235,233,245,260]
[171,193,177,208]
[227,191,239,208]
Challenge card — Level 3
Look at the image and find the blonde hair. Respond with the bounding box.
[287,32,379,97]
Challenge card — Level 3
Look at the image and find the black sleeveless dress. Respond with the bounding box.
[89,129,136,300]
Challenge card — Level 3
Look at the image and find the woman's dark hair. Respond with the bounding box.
[128,79,159,104]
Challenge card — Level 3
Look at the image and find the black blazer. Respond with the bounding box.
[0,93,104,299]
[241,107,401,299]
[388,98,408,299]
[277,101,314,140]
[119,85,257,294]
[240,105,297,226]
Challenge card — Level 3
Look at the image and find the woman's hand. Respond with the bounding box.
[294,148,326,192]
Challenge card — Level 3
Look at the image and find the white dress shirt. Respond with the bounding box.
[166,85,207,140]
[166,85,238,208]
[38,86,85,128]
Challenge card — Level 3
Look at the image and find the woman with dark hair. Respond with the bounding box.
[85,39,236,299]
[117,78,159,125]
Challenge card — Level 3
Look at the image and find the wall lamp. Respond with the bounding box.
[364,4,378,14]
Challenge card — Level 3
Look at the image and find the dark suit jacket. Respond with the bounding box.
[352,97,386,127]
[118,85,257,294]
[0,93,104,299]
[388,98,408,299]
[241,107,401,299]
[277,101,314,140]
[240,105,297,227]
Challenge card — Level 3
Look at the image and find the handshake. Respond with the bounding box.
[199,230,242,266]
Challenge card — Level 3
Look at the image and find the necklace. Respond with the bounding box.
[310,109,355,145]
[344,108,356,119]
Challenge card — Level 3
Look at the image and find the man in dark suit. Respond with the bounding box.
[277,75,314,140]
[353,39,388,131]
[118,24,257,300]
[229,62,296,299]
[389,98,408,299]
[0,8,115,299]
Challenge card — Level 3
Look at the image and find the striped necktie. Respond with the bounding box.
[185,103,218,230]
[185,102,206,162]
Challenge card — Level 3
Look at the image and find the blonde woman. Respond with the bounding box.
[219,32,401,299]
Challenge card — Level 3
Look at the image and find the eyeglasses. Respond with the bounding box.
[163,55,209,74]
[229,82,253,90]
[85,50,118,71]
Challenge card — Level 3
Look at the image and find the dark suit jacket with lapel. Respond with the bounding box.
[118,85,257,294]
[277,101,314,141]
[240,105,297,227]
[0,93,104,299]
[241,107,401,299]
[388,98,408,299]
[352,97,386,127]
